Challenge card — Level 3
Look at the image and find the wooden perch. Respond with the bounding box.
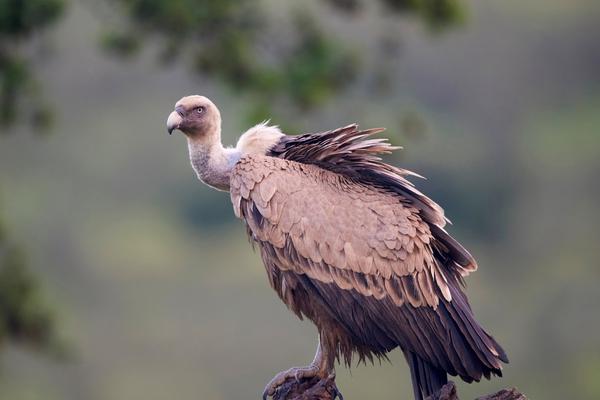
[426,381,527,400]
[271,377,527,400]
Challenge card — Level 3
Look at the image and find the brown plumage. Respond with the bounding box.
[167,96,508,400]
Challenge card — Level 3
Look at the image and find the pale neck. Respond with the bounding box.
[187,137,240,191]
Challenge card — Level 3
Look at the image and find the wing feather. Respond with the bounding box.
[268,124,480,281]
[231,154,445,308]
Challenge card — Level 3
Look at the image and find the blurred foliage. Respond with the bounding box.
[0,217,62,356]
[0,0,63,36]
[101,0,462,117]
[0,0,64,131]
[326,0,464,28]
[381,0,464,30]
[1,0,464,129]
[0,0,65,364]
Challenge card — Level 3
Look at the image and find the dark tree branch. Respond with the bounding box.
[271,377,527,400]
[474,386,527,400]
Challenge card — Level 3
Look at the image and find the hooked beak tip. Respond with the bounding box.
[166,110,182,136]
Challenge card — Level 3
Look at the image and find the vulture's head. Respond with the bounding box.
[167,95,221,140]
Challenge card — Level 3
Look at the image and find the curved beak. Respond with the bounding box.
[167,111,183,135]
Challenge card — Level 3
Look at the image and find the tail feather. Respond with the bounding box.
[446,277,509,366]
[401,280,508,399]
[405,351,448,400]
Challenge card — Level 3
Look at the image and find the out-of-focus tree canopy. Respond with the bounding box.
[1,0,463,129]
[101,0,463,119]
[0,0,65,130]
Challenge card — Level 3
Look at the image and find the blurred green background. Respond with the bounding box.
[1,0,599,399]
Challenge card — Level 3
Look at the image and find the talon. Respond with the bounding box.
[263,365,322,399]
[262,380,280,400]
[294,369,302,382]
[262,337,334,398]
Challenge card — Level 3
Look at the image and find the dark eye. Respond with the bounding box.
[196,106,204,114]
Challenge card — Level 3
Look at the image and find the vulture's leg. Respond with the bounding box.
[262,334,334,399]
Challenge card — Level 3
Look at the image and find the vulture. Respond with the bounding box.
[166,95,508,400]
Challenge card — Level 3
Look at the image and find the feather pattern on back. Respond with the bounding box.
[268,124,477,278]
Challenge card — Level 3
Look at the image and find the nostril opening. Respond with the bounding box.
[175,106,184,117]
